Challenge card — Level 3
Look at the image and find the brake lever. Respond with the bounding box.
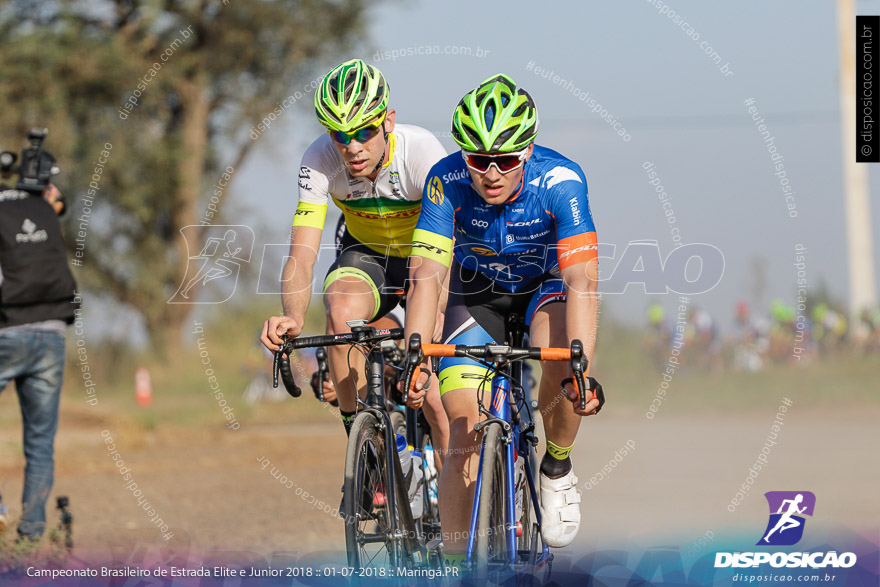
[570,339,588,411]
[272,343,284,389]
[402,333,423,406]
[315,347,328,402]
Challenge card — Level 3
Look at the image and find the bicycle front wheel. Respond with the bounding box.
[343,412,401,570]
[474,422,509,573]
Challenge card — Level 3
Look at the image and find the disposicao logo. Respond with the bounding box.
[758,490,815,546]
[715,491,858,569]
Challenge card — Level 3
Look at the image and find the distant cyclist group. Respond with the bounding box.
[644,299,880,373]
[260,59,602,571]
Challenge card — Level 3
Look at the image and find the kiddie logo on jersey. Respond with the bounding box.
[714,490,858,569]
[427,176,444,206]
[758,491,815,546]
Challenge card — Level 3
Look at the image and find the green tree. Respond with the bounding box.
[0,0,371,350]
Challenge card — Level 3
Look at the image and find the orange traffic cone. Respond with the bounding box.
[135,366,153,407]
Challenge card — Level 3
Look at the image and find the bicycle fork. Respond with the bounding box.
[466,374,518,566]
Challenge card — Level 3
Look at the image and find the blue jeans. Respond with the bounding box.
[0,328,66,537]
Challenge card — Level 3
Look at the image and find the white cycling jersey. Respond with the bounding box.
[294,124,447,258]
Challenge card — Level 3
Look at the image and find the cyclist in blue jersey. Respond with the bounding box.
[403,74,602,556]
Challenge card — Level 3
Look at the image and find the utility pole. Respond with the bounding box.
[838,0,878,336]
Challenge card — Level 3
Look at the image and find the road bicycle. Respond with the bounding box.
[272,321,442,571]
[309,338,443,547]
[401,317,603,581]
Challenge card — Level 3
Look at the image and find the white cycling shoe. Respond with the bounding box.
[540,469,581,547]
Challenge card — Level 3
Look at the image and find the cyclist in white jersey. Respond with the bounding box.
[261,59,449,453]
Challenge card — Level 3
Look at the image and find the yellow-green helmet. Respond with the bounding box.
[314,59,389,132]
[647,303,665,325]
[452,74,538,153]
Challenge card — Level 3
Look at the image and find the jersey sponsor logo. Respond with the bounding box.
[349,188,368,199]
[472,219,489,228]
[516,229,550,240]
[506,234,514,244]
[346,207,421,220]
[299,166,311,180]
[412,240,449,256]
[441,168,470,183]
[507,218,542,227]
[294,209,313,216]
[569,196,583,226]
[462,372,491,381]
[470,246,497,256]
[298,180,310,191]
[427,176,444,206]
[388,171,400,184]
[528,165,583,189]
[558,241,598,260]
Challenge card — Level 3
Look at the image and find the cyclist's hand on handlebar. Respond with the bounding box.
[398,359,432,409]
[261,315,304,352]
[310,372,338,405]
[562,376,604,416]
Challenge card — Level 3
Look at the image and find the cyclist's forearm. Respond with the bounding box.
[567,293,599,367]
[281,256,314,319]
[405,259,445,347]
[406,281,440,345]
[281,226,321,320]
[563,269,599,372]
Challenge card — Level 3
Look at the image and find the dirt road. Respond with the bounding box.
[0,399,876,567]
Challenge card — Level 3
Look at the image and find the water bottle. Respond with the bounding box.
[514,453,525,523]
[423,443,439,511]
[396,434,424,518]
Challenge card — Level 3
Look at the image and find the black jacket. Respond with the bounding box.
[0,186,78,326]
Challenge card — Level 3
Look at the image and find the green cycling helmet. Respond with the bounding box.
[315,59,389,132]
[452,74,538,153]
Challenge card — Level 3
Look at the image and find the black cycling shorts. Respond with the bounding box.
[323,221,408,321]
[437,261,566,395]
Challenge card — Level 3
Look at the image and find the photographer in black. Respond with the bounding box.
[0,129,78,540]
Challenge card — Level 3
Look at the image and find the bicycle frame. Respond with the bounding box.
[274,326,425,565]
[465,366,551,569]
[359,341,424,564]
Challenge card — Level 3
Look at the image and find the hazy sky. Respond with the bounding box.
[230,0,880,332]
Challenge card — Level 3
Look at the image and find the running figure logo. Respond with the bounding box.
[757,491,816,546]
[169,225,254,304]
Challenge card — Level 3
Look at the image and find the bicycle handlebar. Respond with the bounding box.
[272,327,405,399]
[273,341,302,398]
[287,328,404,350]
[404,335,596,411]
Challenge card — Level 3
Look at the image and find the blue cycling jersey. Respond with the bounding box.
[412,144,597,293]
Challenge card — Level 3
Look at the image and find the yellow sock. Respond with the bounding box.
[546,440,574,460]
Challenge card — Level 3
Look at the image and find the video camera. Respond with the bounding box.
[0,128,60,195]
